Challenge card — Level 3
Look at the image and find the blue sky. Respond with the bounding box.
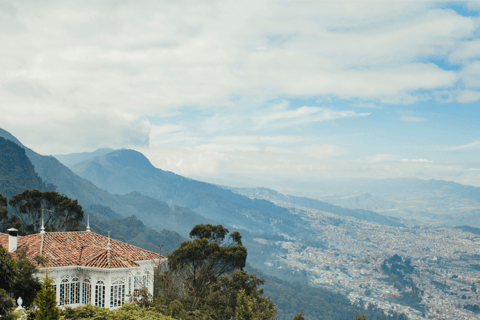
[0,0,479,190]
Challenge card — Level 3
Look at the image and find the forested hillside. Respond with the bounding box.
[0,128,411,319]
[0,129,213,238]
[0,137,52,198]
[69,149,307,235]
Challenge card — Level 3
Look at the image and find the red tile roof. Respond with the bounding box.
[0,231,164,269]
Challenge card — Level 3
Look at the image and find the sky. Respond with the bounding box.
[1,0,480,190]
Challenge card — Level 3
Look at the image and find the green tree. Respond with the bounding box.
[12,248,42,307]
[0,288,15,319]
[293,308,305,320]
[155,225,276,320]
[236,289,255,320]
[206,271,276,320]
[35,276,59,320]
[0,245,17,293]
[169,224,246,282]
[0,193,21,233]
[9,189,84,235]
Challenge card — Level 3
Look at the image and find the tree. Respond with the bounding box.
[236,289,255,320]
[9,189,84,235]
[155,225,276,320]
[169,224,246,281]
[0,247,16,320]
[168,224,247,300]
[293,308,305,320]
[206,271,276,320]
[0,245,17,293]
[0,193,7,221]
[0,193,21,233]
[12,248,42,307]
[35,276,60,320]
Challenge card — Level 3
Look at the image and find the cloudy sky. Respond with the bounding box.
[1,0,480,190]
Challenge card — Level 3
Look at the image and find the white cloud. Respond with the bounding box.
[368,154,397,163]
[400,116,428,122]
[449,140,480,151]
[411,158,434,163]
[139,143,480,188]
[0,0,479,189]
[0,1,475,129]
[449,39,480,62]
[457,89,480,102]
[214,136,307,144]
[261,106,370,125]
[460,60,480,88]
[301,144,346,159]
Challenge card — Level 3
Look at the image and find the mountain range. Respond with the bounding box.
[0,127,413,320]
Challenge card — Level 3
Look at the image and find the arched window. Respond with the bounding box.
[60,277,70,305]
[71,277,80,304]
[59,275,80,306]
[82,278,91,305]
[95,281,105,308]
[110,277,125,308]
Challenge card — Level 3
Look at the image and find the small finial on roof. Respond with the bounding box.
[107,231,111,250]
[86,215,91,233]
[40,212,45,235]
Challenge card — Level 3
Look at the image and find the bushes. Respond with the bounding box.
[61,303,173,320]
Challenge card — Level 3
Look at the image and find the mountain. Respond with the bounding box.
[55,148,114,167]
[229,187,406,227]
[0,135,185,254]
[314,178,480,227]
[69,149,308,235]
[0,136,52,198]
[0,128,212,238]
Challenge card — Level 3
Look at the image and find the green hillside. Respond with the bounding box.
[0,129,213,238]
[0,137,52,198]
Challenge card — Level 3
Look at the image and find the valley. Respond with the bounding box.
[253,208,480,319]
[1,128,480,319]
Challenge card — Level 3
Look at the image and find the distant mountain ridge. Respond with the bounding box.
[55,148,114,167]
[229,187,406,227]
[70,149,306,234]
[0,128,212,237]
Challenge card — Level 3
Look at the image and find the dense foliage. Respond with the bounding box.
[0,245,41,318]
[380,255,424,313]
[62,303,174,320]
[153,224,276,320]
[9,189,84,235]
[35,276,60,320]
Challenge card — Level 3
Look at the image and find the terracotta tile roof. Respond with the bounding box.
[0,231,164,269]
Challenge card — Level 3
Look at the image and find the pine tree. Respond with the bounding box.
[236,289,255,320]
[35,276,59,320]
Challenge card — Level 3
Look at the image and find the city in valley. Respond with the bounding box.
[257,209,480,320]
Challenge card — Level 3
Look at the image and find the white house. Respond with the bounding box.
[0,224,165,310]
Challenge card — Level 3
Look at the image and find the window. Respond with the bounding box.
[134,275,148,291]
[110,282,125,308]
[59,276,80,305]
[71,277,80,304]
[95,281,105,308]
[82,278,91,305]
